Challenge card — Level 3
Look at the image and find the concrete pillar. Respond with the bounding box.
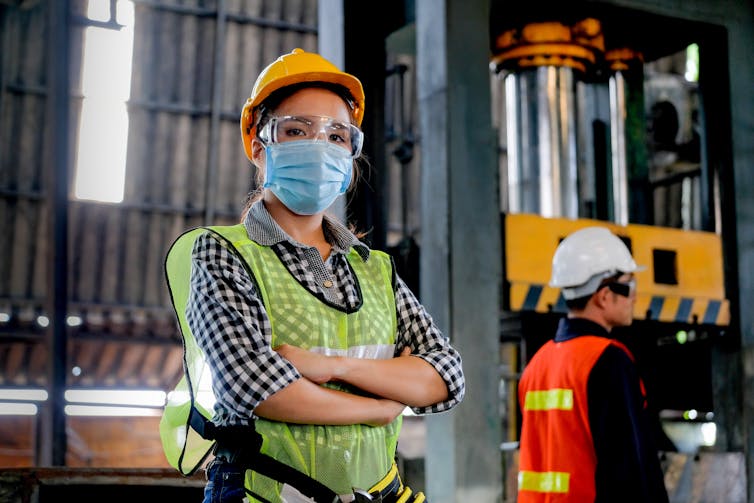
[416,0,503,501]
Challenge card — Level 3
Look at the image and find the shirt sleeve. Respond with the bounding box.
[393,274,466,414]
[588,345,669,503]
[185,232,300,425]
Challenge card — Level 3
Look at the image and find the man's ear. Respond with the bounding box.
[591,287,609,309]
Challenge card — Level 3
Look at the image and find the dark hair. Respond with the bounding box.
[240,82,368,221]
[563,272,624,311]
[565,295,591,311]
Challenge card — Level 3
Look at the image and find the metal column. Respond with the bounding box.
[417,0,502,501]
[43,0,71,466]
[606,48,649,225]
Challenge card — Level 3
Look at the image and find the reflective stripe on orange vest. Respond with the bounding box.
[523,388,574,411]
[518,471,570,493]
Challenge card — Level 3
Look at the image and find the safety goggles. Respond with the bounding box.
[258,114,364,157]
[604,278,637,298]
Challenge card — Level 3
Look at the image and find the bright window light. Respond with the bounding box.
[0,403,38,415]
[87,0,114,21]
[65,389,166,417]
[0,387,169,417]
[0,388,48,401]
[65,388,166,407]
[166,390,216,410]
[74,0,135,203]
[701,422,717,446]
[685,43,699,83]
[0,387,45,416]
[66,315,83,326]
[65,404,162,417]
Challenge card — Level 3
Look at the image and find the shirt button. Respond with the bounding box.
[323,280,333,288]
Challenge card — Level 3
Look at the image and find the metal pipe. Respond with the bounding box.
[609,71,629,225]
[606,47,649,225]
[505,66,579,218]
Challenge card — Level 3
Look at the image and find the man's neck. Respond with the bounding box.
[567,310,612,333]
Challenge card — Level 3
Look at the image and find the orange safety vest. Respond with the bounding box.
[517,335,644,502]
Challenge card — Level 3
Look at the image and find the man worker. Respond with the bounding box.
[517,226,669,502]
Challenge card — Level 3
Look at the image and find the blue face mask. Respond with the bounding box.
[264,140,353,215]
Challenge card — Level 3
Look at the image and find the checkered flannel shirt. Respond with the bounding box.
[185,201,465,425]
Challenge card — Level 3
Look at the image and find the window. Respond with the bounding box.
[74,0,135,203]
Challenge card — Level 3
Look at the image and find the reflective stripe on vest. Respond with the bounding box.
[523,389,574,411]
[518,470,570,494]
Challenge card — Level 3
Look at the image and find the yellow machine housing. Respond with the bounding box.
[504,213,729,326]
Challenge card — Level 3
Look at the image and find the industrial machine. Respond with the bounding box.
[487,2,735,488]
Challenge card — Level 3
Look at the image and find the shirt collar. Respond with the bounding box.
[243,200,371,261]
[554,317,611,342]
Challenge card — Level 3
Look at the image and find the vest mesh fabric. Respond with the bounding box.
[161,227,218,475]
[162,224,400,501]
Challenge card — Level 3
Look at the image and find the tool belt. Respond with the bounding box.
[213,438,338,502]
[353,462,426,503]
[215,441,426,502]
[199,411,426,503]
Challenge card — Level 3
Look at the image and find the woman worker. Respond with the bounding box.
[163,48,465,503]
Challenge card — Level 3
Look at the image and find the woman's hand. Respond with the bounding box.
[368,398,407,427]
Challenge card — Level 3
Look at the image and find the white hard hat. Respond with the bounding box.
[549,226,644,299]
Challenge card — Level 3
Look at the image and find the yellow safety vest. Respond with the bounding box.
[160,224,400,501]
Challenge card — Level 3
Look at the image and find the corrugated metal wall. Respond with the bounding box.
[0,0,318,391]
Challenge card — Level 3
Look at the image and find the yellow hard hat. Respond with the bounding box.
[240,48,365,161]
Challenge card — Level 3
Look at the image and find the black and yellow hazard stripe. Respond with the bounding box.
[505,214,730,326]
[509,281,729,325]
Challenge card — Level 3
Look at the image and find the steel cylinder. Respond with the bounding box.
[609,70,630,225]
[505,66,579,217]
[493,18,603,218]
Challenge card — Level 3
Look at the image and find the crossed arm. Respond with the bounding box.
[254,345,449,426]
[188,232,460,428]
